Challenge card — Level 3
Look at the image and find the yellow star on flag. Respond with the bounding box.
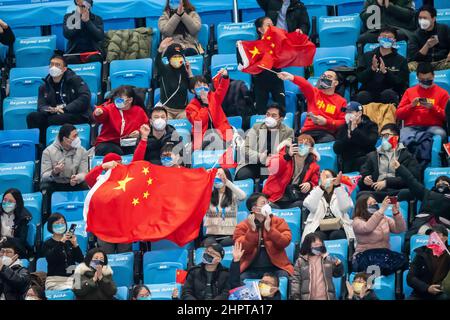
[271,43,275,48]
[142,167,150,175]
[132,198,140,206]
[143,191,149,199]
[249,46,260,59]
[147,178,153,186]
[266,36,271,40]
[113,174,134,192]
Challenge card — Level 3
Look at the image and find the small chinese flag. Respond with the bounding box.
[237,40,274,75]
[80,51,101,63]
[389,136,399,150]
[341,175,362,195]
[427,232,449,257]
[176,269,188,284]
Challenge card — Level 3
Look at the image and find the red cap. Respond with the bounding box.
[103,153,122,164]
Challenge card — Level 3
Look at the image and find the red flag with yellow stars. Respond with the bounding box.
[84,161,217,246]
[237,39,274,75]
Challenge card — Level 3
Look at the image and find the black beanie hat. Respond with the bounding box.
[429,224,449,237]
[164,43,185,60]
[203,237,225,258]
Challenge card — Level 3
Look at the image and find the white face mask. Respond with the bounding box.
[70,137,81,149]
[25,296,40,301]
[264,117,278,128]
[418,18,431,30]
[152,118,167,131]
[345,113,355,124]
[260,203,272,217]
[49,66,63,78]
[1,256,13,267]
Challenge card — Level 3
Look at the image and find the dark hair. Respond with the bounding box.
[150,106,168,117]
[132,285,150,299]
[164,0,195,13]
[353,194,374,221]
[435,175,450,186]
[83,247,108,267]
[211,168,233,208]
[58,123,77,143]
[189,75,209,91]
[266,103,286,118]
[379,26,398,38]
[160,142,184,162]
[28,285,47,300]
[1,188,24,215]
[111,85,145,109]
[380,123,400,136]
[299,232,325,256]
[246,192,268,212]
[325,69,342,84]
[419,5,437,18]
[262,272,279,288]
[46,213,67,233]
[255,16,271,37]
[354,272,369,282]
[416,62,434,76]
[322,169,337,178]
[50,54,67,67]
[0,238,19,253]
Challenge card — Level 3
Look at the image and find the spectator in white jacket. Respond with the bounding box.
[302,169,355,242]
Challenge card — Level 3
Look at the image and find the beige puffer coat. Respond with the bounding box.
[104,27,154,62]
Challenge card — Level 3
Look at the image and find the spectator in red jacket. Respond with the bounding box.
[233,192,294,282]
[278,70,347,143]
[186,69,233,150]
[263,134,320,209]
[93,86,149,156]
[397,62,449,146]
[85,152,123,188]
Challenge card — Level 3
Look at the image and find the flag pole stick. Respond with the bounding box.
[212,65,230,80]
[258,65,279,74]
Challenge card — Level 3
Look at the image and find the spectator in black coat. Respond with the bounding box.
[356,27,409,105]
[0,239,30,300]
[333,102,378,173]
[63,0,104,64]
[257,0,310,34]
[42,213,84,291]
[0,18,15,68]
[407,6,450,72]
[358,123,420,202]
[407,225,450,300]
[0,189,31,258]
[181,239,230,300]
[26,55,91,144]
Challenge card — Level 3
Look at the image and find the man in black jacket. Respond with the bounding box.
[0,239,30,300]
[356,27,409,105]
[407,6,450,72]
[407,225,450,300]
[181,239,230,300]
[358,123,420,202]
[333,101,378,173]
[0,18,15,69]
[26,55,91,144]
[257,0,310,34]
[63,0,104,64]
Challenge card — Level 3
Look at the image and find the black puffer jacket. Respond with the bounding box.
[0,262,30,300]
[143,125,181,165]
[360,0,416,32]
[181,264,230,300]
[0,207,32,257]
[257,0,310,34]
[0,25,15,46]
[407,23,450,63]
[72,263,117,300]
[37,68,91,121]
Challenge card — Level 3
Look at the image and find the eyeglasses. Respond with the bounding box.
[380,133,395,139]
[0,249,14,255]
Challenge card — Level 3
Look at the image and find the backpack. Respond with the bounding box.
[220,80,255,130]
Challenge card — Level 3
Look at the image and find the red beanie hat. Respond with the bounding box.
[103,153,122,163]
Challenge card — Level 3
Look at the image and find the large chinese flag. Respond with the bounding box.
[237,39,274,74]
[84,161,217,246]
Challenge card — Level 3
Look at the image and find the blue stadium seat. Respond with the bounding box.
[161,55,204,76]
[36,257,48,273]
[153,87,195,106]
[383,200,409,224]
[241,7,264,22]
[313,46,356,77]
[423,167,450,189]
[217,22,257,54]
[143,249,188,284]
[192,149,236,176]
[43,220,89,254]
[9,66,48,98]
[434,0,448,9]
[237,211,248,224]
[115,286,129,300]
[234,179,254,211]
[102,18,135,32]
[46,290,75,300]
[349,273,396,300]
[0,161,35,194]
[316,142,338,171]
[249,112,294,128]
[364,40,407,57]
[437,9,450,27]
[305,4,329,27]
[167,118,192,132]
[109,58,153,89]
[151,240,194,251]
[227,116,243,130]
[300,112,307,128]
[0,129,39,163]
[108,252,134,288]
[23,192,42,247]
[68,62,102,107]
[20,259,30,269]
[243,277,288,300]
[90,154,133,169]
[194,246,234,268]
[403,271,413,298]
[409,234,429,261]
[211,54,251,89]
[146,283,182,300]
[51,191,89,222]
[198,24,210,51]
[283,66,305,80]
[11,26,42,39]
[2,97,38,130]
[336,0,365,15]
[14,35,56,68]
[333,276,343,299]
[325,239,349,273]
[390,235,402,253]
[285,241,295,263]
[318,14,361,48]
[46,124,91,149]
[409,69,450,93]
[272,208,302,244]
[198,10,232,28]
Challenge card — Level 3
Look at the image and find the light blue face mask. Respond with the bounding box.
[114,97,125,110]
[2,201,16,213]
[137,295,152,301]
[52,223,67,235]
[161,156,174,167]
[298,144,309,157]
[378,37,397,49]
[381,138,392,152]
[169,0,179,10]
[214,177,224,189]
[194,86,209,97]
[324,178,333,189]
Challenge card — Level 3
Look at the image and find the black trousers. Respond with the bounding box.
[338,154,367,174]
[357,189,412,203]
[302,130,335,144]
[355,89,400,106]
[95,142,136,156]
[253,71,285,115]
[235,164,268,182]
[27,111,88,144]
[315,228,347,241]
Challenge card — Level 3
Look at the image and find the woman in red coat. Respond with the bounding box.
[263,134,320,209]
[93,85,149,156]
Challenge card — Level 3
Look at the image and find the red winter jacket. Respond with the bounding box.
[93,101,149,145]
[263,145,320,203]
[186,74,233,150]
[292,76,347,134]
[396,84,449,127]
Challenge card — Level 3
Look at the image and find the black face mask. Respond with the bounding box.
[419,79,433,87]
[435,185,450,194]
[317,75,333,89]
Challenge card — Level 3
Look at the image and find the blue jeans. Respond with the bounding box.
[400,126,447,143]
